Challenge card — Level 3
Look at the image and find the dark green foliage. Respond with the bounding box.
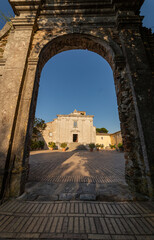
[31,140,44,150]
[89,143,95,149]
[118,143,124,151]
[96,127,108,133]
[48,142,56,148]
[33,117,47,135]
[118,142,123,148]
[38,141,45,149]
[110,144,116,149]
[96,144,100,148]
[61,143,67,148]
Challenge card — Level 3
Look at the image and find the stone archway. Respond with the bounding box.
[0,0,153,200]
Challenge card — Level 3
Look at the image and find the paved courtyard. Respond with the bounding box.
[29,150,125,184]
[23,150,133,201]
[0,150,154,239]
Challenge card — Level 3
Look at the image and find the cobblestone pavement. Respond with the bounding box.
[0,200,154,239]
[23,150,134,201]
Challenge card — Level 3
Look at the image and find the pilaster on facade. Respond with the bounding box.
[9,0,42,31]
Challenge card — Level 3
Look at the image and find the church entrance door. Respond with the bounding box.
[73,134,78,143]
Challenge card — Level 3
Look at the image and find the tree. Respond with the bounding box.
[96,127,108,133]
[33,117,47,136]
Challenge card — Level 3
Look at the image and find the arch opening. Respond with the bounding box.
[1,33,151,201]
[27,48,127,201]
[0,0,153,203]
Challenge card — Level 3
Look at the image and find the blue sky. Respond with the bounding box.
[0,1,154,133]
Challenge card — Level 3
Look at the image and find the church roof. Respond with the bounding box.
[72,109,86,115]
[57,110,93,118]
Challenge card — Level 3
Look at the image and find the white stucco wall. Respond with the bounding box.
[41,111,121,149]
[96,134,111,148]
[42,111,96,147]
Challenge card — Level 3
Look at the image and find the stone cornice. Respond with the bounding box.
[41,0,144,12]
[11,17,36,30]
[116,14,143,30]
[112,0,144,13]
[8,0,144,19]
[57,115,94,118]
[9,0,42,16]
[70,130,80,133]
[9,0,42,30]
[39,0,144,17]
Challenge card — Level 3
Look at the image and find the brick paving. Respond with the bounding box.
[29,150,125,184]
[0,200,154,239]
[24,150,133,201]
[0,151,154,239]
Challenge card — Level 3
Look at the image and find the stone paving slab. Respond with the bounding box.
[0,200,153,239]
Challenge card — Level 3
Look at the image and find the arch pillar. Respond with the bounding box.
[6,58,39,198]
[0,18,38,199]
[116,13,154,197]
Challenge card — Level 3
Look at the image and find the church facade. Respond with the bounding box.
[41,110,122,149]
[42,110,96,148]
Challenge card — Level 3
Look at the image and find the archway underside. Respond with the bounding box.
[33,34,119,74]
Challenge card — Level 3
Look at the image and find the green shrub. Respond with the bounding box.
[61,142,67,148]
[110,144,116,149]
[96,144,100,148]
[118,142,123,148]
[48,142,56,148]
[89,143,95,149]
[31,140,44,150]
[31,140,39,150]
[118,143,124,151]
[38,141,44,149]
[100,144,104,149]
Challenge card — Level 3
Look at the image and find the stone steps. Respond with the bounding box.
[68,143,87,151]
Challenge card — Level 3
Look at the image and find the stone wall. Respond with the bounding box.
[39,121,56,149]
[0,0,154,199]
[110,131,122,147]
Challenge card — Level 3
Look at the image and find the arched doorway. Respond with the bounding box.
[0,33,152,200]
[27,48,125,201]
[35,49,120,147]
[0,1,153,200]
